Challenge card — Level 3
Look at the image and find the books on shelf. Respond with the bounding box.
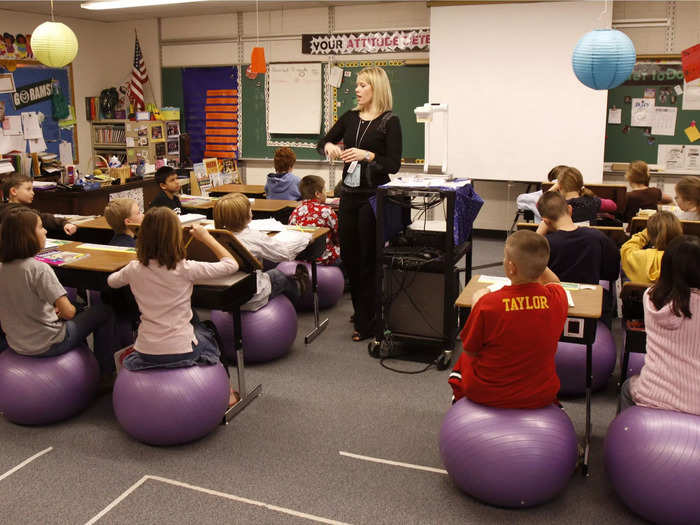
[94,125,125,144]
[35,249,90,266]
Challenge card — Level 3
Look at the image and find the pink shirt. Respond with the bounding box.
[107,257,238,355]
[631,289,700,415]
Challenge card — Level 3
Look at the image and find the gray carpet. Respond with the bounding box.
[0,237,645,524]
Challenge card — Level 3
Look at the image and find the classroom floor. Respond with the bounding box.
[0,236,644,524]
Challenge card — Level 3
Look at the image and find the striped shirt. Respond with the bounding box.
[631,289,700,415]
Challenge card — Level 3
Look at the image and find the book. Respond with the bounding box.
[77,243,136,254]
[35,249,90,266]
[43,239,72,249]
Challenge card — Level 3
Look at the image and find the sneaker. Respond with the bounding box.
[294,264,311,296]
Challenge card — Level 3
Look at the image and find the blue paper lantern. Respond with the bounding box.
[572,29,636,90]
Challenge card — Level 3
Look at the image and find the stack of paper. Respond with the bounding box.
[249,218,286,232]
[179,213,207,224]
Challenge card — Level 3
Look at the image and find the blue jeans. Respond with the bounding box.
[42,303,115,374]
[267,268,300,304]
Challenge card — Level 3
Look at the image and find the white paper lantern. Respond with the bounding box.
[31,21,79,67]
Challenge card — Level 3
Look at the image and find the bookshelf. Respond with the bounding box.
[91,120,127,169]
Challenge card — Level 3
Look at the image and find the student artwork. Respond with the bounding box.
[138,136,148,146]
[155,141,166,157]
[137,127,148,137]
[34,249,89,266]
[0,33,33,59]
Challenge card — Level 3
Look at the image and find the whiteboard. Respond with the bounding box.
[269,63,322,134]
[429,2,610,183]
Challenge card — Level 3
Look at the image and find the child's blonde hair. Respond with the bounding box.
[557,166,594,198]
[104,198,137,235]
[648,210,683,251]
[505,230,550,281]
[214,193,251,233]
[354,66,393,114]
[136,207,184,270]
[626,161,650,186]
[676,176,700,209]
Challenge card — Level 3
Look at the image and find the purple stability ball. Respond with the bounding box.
[211,295,297,363]
[0,346,99,425]
[604,406,700,525]
[556,321,616,396]
[113,363,229,446]
[439,398,578,508]
[276,261,344,310]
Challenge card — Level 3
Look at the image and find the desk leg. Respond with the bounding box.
[304,260,328,344]
[224,308,262,423]
[583,341,592,477]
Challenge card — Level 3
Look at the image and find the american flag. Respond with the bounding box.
[129,36,148,110]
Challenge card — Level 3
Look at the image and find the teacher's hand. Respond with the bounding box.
[324,143,343,160]
[340,148,371,163]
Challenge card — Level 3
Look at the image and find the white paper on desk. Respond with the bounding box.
[658,144,685,170]
[178,213,207,224]
[21,112,42,140]
[565,289,574,307]
[249,218,286,232]
[273,229,312,244]
[59,141,73,165]
[683,78,700,110]
[478,275,511,285]
[651,106,677,136]
[487,282,506,292]
[28,136,46,153]
[608,107,622,124]
[631,98,655,127]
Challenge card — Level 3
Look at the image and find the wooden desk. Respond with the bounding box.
[630,215,700,236]
[31,179,161,216]
[456,275,603,476]
[180,196,298,220]
[516,222,629,246]
[209,184,266,197]
[44,241,260,422]
[542,182,627,210]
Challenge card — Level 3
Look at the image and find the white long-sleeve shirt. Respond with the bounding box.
[107,257,238,355]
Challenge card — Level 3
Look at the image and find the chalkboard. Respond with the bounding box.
[604,62,700,164]
[0,64,76,161]
[332,61,427,163]
[239,63,327,160]
[161,67,185,130]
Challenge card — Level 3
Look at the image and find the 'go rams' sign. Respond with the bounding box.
[12,79,53,110]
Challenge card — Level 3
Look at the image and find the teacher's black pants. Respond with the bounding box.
[338,191,377,337]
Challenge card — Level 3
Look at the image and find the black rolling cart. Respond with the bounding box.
[368,183,478,369]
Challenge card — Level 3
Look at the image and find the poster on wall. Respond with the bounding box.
[269,63,322,134]
[302,29,430,55]
[0,33,33,59]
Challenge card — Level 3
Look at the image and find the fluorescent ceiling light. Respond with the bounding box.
[81,0,205,10]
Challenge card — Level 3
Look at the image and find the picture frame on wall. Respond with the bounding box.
[166,121,180,138]
[167,140,179,154]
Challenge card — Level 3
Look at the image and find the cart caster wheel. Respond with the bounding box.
[436,351,452,370]
[368,340,381,358]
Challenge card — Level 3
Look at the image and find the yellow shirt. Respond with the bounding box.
[620,229,663,284]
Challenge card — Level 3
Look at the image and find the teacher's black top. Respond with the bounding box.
[317,110,402,193]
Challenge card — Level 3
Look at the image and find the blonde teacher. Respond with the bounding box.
[318,66,403,342]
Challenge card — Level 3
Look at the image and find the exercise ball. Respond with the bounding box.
[276,261,344,310]
[211,295,297,363]
[556,321,616,396]
[0,346,98,425]
[113,363,229,446]
[572,29,636,90]
[626,352,645,378]
[439,398,578,508]
[604,406,700,525]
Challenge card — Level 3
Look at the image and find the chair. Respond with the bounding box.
[617,282,648,413]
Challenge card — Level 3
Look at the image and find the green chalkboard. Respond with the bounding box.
[332,61,427,163]
[161,67,186,130]
[604,64,700,164]
[240,64,326,160]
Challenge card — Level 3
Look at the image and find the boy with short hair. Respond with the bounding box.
[536,191,620,285]
[0,173,77,236]
[449,230,568,409]
[104,198,143,247]
[149,166,182,214]
[288,175,340,265]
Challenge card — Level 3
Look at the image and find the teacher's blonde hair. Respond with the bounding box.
[354,66,393,114]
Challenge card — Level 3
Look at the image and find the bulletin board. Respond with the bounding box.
[604,61,700,165]
[0,63,77,161]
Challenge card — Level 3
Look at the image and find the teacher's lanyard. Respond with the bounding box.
[355,117,374,149]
